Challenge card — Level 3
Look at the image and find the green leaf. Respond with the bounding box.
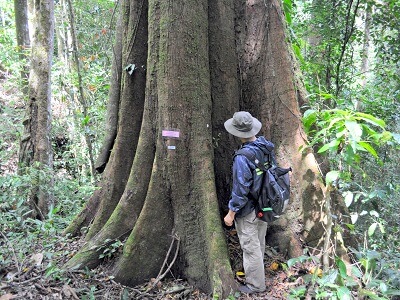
[320,93,333,99]
[318,139,341,153]
[336,258,348,279]
[283,0,293,25]
[336,286,352,300]
[354,112,386,128]
[345,120,362,141]
[302,109,317,130]
[81,115,90,126]
[287,255,310,268]
[368,223,378,236]
[326,171,340,185]
[358,142,378,158]
[351,265,363,278]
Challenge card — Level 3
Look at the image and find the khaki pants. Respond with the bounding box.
[235,210,268,292]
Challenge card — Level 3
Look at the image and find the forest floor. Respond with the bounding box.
[0,228,301,300]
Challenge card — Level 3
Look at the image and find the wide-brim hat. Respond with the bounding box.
[224,111,262,138]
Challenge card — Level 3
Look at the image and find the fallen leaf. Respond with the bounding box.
[0,294,15,300]
[31,253,44,266]
[309,266,323,277]
[270,262,280,271]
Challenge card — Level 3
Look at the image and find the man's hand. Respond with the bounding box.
[224,210,236,227]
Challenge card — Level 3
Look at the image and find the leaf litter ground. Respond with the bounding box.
[0,226,305,299]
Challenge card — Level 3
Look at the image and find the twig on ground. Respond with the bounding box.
[147,230,181,292]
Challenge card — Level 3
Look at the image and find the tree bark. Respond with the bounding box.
[209,0,241,213]
[14,0,31,90]
[65,0,341,296]
[64,0,147,238]
[94,5,123,173]
[235,0,333,258]
[18,0,54,219]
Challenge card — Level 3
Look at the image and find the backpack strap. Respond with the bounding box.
[235,148,271,172]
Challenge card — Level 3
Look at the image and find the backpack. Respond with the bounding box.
[235,148,292,223]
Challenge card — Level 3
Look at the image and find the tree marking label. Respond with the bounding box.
[162,130,180,138]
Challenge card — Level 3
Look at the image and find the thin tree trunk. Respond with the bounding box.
[356,4,371,110]
[65,0,96,179]
[19,0,54,219]
[334,0,360,96]
[14,0,30,92]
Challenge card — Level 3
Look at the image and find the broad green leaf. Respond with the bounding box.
[320,93,333,99]
[358,142,378,158]
[380,131,393,143]
[283,0,292,25]
[318,269,338,285]
[287,255,310,268]
[354,112,386,128]
[366,250,380,260]
[336,258,348,279]
[326,171,340,185]
[336,128,346,138]
[368,223,378,236]
[318,139,341,153]
[327,117,344,130]
[351,265,363,278]
[345,120,362,141]
[336,286,351,300]
[302,109,317,130]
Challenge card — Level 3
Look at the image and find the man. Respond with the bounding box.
[223,111,274,294]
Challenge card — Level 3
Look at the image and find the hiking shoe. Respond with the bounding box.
[238,285,256,294]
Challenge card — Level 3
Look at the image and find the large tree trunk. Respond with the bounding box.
[18,0,54,219]
[65,0,342,296]
[64,0,147,238]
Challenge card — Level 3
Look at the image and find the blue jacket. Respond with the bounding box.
[228,136,275,218]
